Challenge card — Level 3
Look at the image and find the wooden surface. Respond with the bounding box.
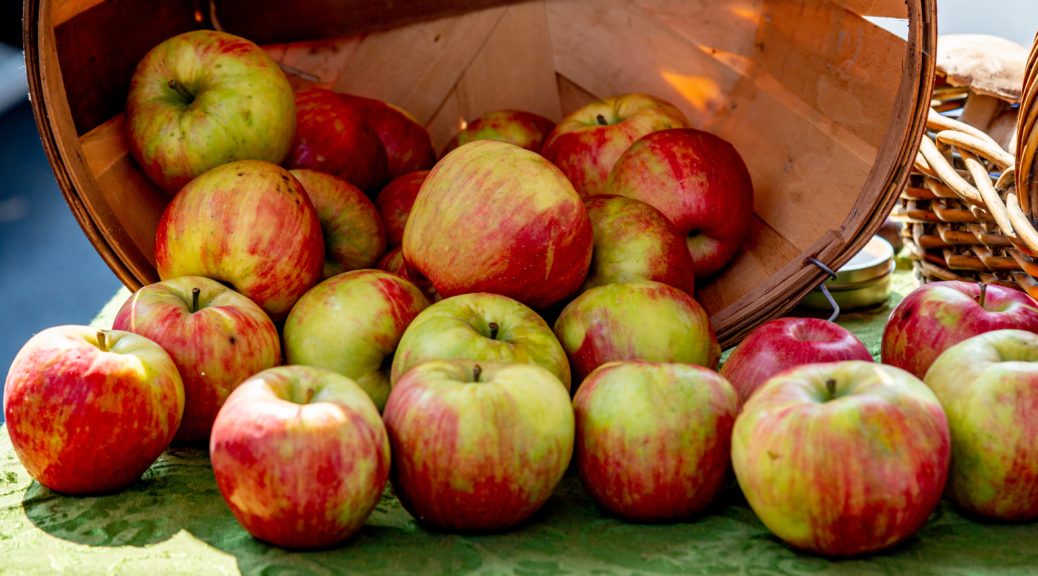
[25,0,936,348]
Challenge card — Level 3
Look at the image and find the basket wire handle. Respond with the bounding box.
[806,257,840,322]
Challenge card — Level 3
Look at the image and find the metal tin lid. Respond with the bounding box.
[799,236,896,312]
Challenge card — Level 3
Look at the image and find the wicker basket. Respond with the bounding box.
[24,0,936,348]
[901,34,1038,297]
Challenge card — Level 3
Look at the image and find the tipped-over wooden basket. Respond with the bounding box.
[24,0,936,348]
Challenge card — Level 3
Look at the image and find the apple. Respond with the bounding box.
[4,326,184,495]
[541,93,689,197]
[581,195,695,295]
[720,317,874,405]
[377,247,439,302]
[925,329,1038,520]
[210,365,390,549]
[403,140,593,310]
[286,87,388,194]
[125,30,296,194]
[154,160,324,321]
[731,361,950,557]
[574,361,739,522]
[112,276,281,444]
[881,281,1038,379]
[604,128,755,279]
[339,94,436,180]
[554,281,720,386]
[290,169,386,278]
[283,269,431,410]
[390,292,571,392]
[375,170,428,248]
[442,109,556,156]
[383,359,574,532]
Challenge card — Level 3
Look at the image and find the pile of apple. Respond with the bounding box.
[6,28,1038,558]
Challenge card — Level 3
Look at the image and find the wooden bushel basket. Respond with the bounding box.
[24,0,936,348]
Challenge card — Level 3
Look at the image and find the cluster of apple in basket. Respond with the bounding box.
[6,29,1038,558]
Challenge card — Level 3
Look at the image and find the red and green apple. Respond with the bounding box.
[125,30,296,194]
[403,140,592,310]
[210,365,390,549]
[4,326,184,495]
[574,361,739,522]
[154,159,324,321]
[383,359,573,533]
[291,168,386,278]
[112,276,281,444]
[731,361,950,557]
[541,93,689,197]
[604,128,755,278]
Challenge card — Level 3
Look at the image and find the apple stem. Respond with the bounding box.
[304,388,315,404]
[191,287,201,313]
[488,322,500,340]
[978,282,987,308]
[97,330,108,353]
[596,114,608,126]
[167,79,194,102]
[825,378,837,401]
[473,364,483,382]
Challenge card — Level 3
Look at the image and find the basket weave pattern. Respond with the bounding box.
[901,40,1038,297]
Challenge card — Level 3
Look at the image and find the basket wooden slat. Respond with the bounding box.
[26,0,937,348]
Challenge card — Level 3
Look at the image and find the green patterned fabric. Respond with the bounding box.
[4,267,1038,575]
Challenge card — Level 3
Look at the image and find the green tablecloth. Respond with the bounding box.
[4,267,1038,575]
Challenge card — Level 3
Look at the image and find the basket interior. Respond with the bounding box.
[29,0,933,347]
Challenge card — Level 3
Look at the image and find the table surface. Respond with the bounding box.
[4,266,1038,576]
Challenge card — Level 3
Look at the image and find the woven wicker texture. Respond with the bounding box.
[901,33,1038,297]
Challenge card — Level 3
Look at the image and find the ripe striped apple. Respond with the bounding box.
[287,87,388,194]
[291,169,386,278]
[882,281,1038,379]
[339,94,436,180]
[377,247,439,302]
[721,317,873,404]
[210,366,390,549]
[375,170,428,248]
[732,361,950,557]
[581,195,695,295]
[155,160,324,321]
[403,140,593,310]
[442,109,556,156]
[391,292,571,392]
[541,93,689,197]
[604,128,755,279]
[113,276,281,444]
[383,360,573,533]
[574,361,739,522]
[4,326,184,495]
[554,281,720,386]
[925,329,1038,520]
[283,270,431,410]
[125,30,296,194]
